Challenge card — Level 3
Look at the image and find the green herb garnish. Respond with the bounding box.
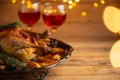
[0,52,27,68]
[0,21,22,30]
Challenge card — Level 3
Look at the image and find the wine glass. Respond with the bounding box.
[18,1,40,30]
[42,2,66,32]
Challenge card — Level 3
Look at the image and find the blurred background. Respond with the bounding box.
[0,0,120,50]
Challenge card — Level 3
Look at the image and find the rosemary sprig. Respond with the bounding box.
[0,52,27,68]
[0,21,22,30]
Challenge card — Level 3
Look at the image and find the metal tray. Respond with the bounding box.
[0,38,73,80]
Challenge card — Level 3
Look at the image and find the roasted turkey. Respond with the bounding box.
[0,27,51,62]
[0,23,62,69]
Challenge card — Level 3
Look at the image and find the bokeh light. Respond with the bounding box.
[110,40,120,67]
[101,0,105,4]
[93,2,99,8]
[12,0,16,4]
[68,4,73,9]
[63,0,68,3]
[68,0,73,4]
[75,0,80,3]
[81,11,87,17]
[103,6,120,33]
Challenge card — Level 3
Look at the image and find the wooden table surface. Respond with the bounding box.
[0,1,120,80]
[35,23,120,80]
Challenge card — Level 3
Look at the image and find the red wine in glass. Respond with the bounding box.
[18,11,40,26]
[18,2,40,30]
[42,14,66,29]
[42,2,66,32]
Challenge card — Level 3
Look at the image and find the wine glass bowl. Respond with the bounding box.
[42,2,66,32]
[18,1,40,30]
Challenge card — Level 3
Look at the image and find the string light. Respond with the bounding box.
[75,0,80,3]
[81,11,87,17]
[68,4,73,9]
[63,0,68,3]
[68,0,73,4]
[21,0,26,4]
[12,0,16,4]
[93,2,99,8]
[26,1,34,8]
[66,0,80,9]
[101,0,105,5]
[72,2,77,7]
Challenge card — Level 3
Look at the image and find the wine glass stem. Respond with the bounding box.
[27,25,33,31]
[52,28,57,33]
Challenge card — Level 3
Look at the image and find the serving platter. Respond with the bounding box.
[0,38,73,80]
[0,21,73,80]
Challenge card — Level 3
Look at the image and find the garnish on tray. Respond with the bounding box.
[0,21,69,71]
[0,21,22,30]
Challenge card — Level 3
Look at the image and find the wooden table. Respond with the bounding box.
[40,23,120,80]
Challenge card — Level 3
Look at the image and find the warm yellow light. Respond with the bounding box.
[81,11,87,16]
[103,6,120,33]
[101,0,105,4]
[21,0,26,4]
[43,9,53,14]
[52,9,57,13]
[43,9,47,13]
[68,0,73,4]
[63,0,68,3]
[27,1,33,9]
[93,2,99,8]
[72,2,77,7]
[48,10,52,13]
[75,0,80,2]
[110,40,120,67]
[12,0,16,4]
[68,4,73,9]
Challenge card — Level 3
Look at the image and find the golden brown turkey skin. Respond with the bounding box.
[0,27,62,68]
[0,28,36,61]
